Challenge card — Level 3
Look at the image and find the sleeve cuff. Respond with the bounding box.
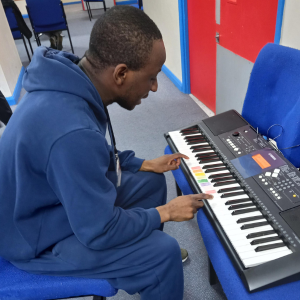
[148,208,162,230]
[124,157,145,173]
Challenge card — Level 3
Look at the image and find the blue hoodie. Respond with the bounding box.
[0,47,161,263]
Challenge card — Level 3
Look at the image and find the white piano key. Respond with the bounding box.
[243,249,292,268]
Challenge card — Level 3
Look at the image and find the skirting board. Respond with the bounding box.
[6,66,25,106]
[116,1,137,5]
[189,94,215,117]
[162,64,185,94]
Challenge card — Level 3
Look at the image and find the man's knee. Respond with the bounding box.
[144,172,167,206]
[150,231,181,264]
[147,172,166,190]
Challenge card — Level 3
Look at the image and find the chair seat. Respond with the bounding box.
[0,257,117,300]
[164,145,300,299]
[11,29,22,40]
[34,23,68,34]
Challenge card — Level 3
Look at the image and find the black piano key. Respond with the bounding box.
[205,167,228,173]
[226,198,251,205]
[228,203,255,211]
[250,236,281,245]
[185,136,205,141]
[181,130,200,136]
[221,191,246,198]
[203,164,224,170]
[236,215,264,223]
[213,180,237,187]
[241,221,269,230]
[247,230,275,239]
[199,158,220,163]
[208,172,231,179]
[211,176,234,183]
[192,147,212,153]
[190,144,210,150]
[186,139,206,144]
[194,147,213,152]
[180,126,198,133]
[196,152,217,158]
[231,207,258,215]
[196,154,218,159]
[218,186,242,193]
[255,242,285,252]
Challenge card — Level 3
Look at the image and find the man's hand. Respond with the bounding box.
[156,194,214,223]
[139,153,189,173]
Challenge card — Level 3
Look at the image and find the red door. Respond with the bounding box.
[188,0,217,113]
[188,0,278,114]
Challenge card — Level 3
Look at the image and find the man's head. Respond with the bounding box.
[84,6,166,110]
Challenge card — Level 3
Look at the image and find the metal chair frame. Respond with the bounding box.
[10,28,34,62]
[26,1,74,53]
[84,0,106,21]
[4,7,34,62]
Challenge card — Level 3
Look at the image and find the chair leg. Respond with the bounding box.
[103,0,106,11]
[88,2,93,19]
[208,256,218,286]
[66,28,74,54]
[175,181,182,197]
[34,32,40,46]
[86,1,92,21]
[28,38,34,55]
[93,296,106,300]
[22,35,31,62]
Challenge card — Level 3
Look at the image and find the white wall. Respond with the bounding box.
[143,0,182,82]
[0,3,23,97]
[280,0,300,50]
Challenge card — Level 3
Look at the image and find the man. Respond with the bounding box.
[0,6,212,300]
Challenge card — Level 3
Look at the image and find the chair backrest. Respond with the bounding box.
[26,0,67,33]
[4,6,22,39]
[242,43,300,168]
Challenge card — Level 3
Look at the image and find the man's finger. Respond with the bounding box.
[171,153,189,160]
[195,200,204,209]
[192,193,214,200]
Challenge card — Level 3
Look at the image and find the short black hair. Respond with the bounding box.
[86,6,162,71]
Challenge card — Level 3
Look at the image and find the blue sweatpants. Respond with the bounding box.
[13,171,184,300]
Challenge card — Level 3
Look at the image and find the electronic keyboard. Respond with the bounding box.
[165,110,300,292]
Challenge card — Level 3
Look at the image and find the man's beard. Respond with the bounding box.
[113,96,136,111]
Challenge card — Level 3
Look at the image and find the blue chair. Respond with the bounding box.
[242,43,300,169]
[83,0,106,21]
[26,0,74,53]
[165,43,300,299]
[0,256,117,300]
[4,6,33,62]
[129,0,143,9]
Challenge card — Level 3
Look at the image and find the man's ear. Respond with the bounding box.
[113,64,129,86]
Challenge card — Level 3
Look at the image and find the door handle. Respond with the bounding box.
[215,32,220,43]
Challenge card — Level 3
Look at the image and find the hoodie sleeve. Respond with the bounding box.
[46,129,161,250]
[117,149,144,173]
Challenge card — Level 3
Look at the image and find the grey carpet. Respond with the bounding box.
[13,4,227,300]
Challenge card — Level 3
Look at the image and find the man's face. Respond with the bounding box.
[114,40,166,111]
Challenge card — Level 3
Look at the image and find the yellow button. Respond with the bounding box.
[293,194,297,198]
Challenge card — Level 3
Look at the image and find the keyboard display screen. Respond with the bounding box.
[231,148,285,179]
